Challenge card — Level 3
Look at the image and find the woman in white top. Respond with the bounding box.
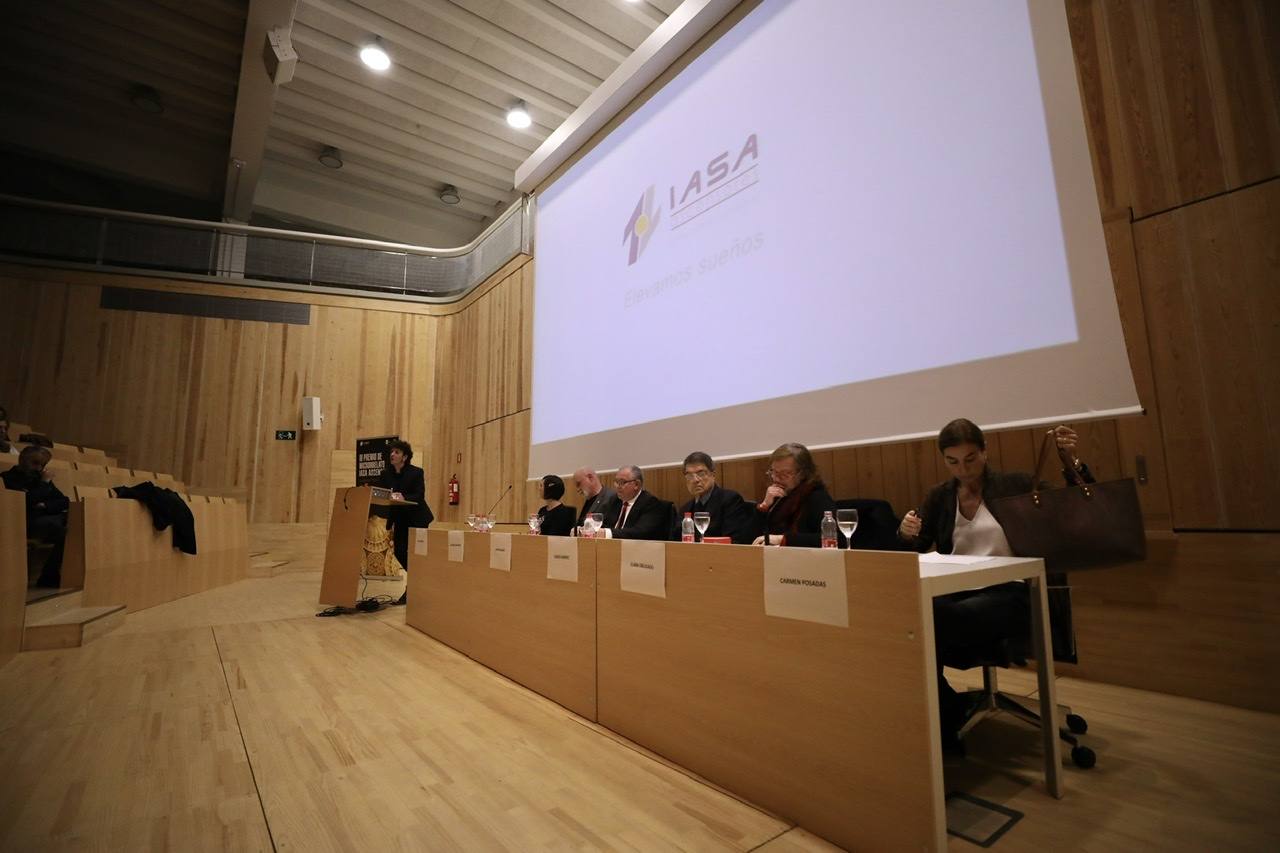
[897,418,1092,751]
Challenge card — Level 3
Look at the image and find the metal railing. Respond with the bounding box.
[0,193,532,302]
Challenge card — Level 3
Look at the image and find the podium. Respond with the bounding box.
[319,486,416,607]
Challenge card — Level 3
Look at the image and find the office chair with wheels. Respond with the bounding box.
[955,575,1096,768]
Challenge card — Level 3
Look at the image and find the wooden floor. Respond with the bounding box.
[1,569,1277,851]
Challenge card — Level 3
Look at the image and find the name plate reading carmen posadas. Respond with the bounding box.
[546,537,578,582]
[490,533,512,571]
[763,548,849,628]
[447,530,465,563]
[620,540,666,599]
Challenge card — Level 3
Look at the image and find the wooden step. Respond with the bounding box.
[25,587,85,624]
[22,605,126,651]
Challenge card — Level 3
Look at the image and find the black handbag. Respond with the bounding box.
[990,432,1146,572]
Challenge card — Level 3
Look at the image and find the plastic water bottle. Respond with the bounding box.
[820,510,838,549]
[681,512,695,543]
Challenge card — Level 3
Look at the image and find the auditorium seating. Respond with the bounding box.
[0,417,250,653]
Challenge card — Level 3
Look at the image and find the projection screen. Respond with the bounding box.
[528,0,1141,477]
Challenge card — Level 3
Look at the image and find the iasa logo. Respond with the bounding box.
[622,185,661,266]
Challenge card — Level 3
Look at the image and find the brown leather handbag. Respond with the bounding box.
[990,432,1146,571]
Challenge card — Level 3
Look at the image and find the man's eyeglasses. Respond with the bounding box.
[613,477,638,487]
[683,470,712,482]
[766,467,798,481]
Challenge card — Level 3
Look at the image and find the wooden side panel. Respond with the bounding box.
[0,490,26,666]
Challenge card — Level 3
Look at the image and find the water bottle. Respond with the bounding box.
[820,510,838,549]
[681,512,695,543]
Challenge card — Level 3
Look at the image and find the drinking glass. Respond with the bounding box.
[836,508,859,549]
[589,512,604,532]
[693,512,711,539]
[466,514,478,531]
[528,513,542,534]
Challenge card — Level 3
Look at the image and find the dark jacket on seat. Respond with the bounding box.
[112,481,197,555]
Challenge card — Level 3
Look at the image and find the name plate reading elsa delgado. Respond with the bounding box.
[620,540,666,598]
[489,533,512,571]
[414,528,428,556]
[546,537,578,582]
[763,548,849,628]
[447,530,465,563]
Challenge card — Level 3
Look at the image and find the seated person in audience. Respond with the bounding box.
[376,440,434,604]
[572,467,616,527]
[0,413,17,457]
[897,418,1093,750]
[2,445,70,587]
[536,474,576,536]
[675,451,753,543]
[599,465,670,540]
[750,443,838,547]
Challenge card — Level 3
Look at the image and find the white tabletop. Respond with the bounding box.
[916,553,1046,597]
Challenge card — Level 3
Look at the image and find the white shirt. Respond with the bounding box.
[952,500,1013,557]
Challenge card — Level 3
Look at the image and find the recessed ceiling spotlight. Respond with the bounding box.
[360,37,391,71]
[318,146,344,169]
[439,185,461,205]
[130,84,164,114]
[505,100,531,129]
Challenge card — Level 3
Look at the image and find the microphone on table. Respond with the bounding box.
[486,484,513,519]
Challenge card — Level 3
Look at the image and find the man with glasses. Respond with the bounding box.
[572,467,616,528]
[598,465,672,540]
[750,443,838,547]
[674,451,752,543]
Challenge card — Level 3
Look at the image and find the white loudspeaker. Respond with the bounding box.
[302,396,323,431]
[264,27,298,85]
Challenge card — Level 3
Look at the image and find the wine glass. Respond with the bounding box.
[466,514,478,531]
[589,512,604,533]
[528,513,542,534]
[836,508,859,550]
[693,512,711,540]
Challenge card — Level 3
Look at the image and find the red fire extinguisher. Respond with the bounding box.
[448,474,460,506]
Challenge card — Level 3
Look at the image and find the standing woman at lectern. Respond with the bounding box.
[378,439,434,604]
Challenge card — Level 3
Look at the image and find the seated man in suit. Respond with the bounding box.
[572,467,616,528]
[599,465,671,540]
[2,445,70,587]
[675,451,753,543]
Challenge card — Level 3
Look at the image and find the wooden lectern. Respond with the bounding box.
[319,486,416,606]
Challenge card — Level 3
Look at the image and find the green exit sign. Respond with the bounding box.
[275,430,297,440]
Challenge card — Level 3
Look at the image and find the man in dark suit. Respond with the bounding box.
[674,451,753,543]
[572,467,616,528]
[600,465,671,541]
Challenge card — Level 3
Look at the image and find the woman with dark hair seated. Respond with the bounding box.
[898,418,1093,750]
[536,474,576,536]
[750,442,838,547]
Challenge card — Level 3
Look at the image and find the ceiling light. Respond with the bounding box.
[360,37,391,71]
[439,185,461,205]
[506,101,531,129]
[318,146,344,169]
[130,85,164,114]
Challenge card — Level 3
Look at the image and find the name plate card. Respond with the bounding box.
[546,537,579,582]
[490,533,512,571]
[414,528,428,556]
[620,540,667,599]
[763,548,849,628]
[448,530,465,563]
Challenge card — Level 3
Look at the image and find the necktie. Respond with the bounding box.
[617,501,631,529]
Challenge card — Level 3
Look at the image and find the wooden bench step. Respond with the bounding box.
[22,605,126,651]
[25,587,85,623]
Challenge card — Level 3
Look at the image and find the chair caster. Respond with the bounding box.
[1071,745,1096,769]
[1066,713,1088,734]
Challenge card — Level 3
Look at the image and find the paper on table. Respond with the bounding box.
[620,540,666,598]
[546,537,578,582]
[448,529,465,562]
[763,548,849,628]
[490,533,512,571]
[413,528,428,556]
[917,552,992,565]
